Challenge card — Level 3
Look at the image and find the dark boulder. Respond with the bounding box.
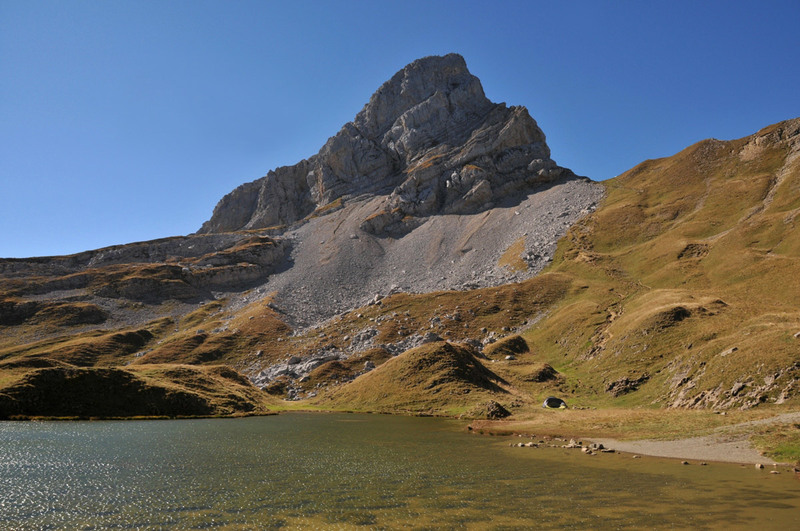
[542,396,567,409]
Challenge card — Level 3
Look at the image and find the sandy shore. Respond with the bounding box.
[588,412,800,465]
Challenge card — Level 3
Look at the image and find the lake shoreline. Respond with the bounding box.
[470,410,800,466]
[584,433,777,465]
[6,403,800,468]
[6,412,800,528]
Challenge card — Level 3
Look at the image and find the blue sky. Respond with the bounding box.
[2,1,799,258]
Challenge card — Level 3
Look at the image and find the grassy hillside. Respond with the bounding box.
[317,341,507,416]
[522,118,800,410]
[0,306,281,419]
[0,363,276,419]
[310,118,800,417]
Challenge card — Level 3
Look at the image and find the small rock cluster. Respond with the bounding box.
[668,359,800,410]
[250,351,344,391]
[509,435,616,456]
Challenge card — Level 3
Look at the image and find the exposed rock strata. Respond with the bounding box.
[0,234,289,302]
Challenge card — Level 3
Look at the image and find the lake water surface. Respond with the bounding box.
[2,413,799,529]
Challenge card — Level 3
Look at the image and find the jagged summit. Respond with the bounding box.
[198,54,575,235]
[353,53,493,144]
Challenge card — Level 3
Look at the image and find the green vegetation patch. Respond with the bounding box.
[751,423,800,464]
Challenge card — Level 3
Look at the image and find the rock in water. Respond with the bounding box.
[199,53,580,235]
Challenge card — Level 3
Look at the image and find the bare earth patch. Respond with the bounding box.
[589,412,800,464]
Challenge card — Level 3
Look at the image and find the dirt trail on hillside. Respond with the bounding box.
[589,412,800,464]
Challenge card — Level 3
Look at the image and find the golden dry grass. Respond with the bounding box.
[498,237,528,272]
[519,119,800,412]
[2,118,799,448]
[469,406,789,441]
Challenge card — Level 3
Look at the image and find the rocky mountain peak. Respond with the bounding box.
[353,53,491,139]
[198,54,577,235]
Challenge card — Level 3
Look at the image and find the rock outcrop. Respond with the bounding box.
[0,233,289,304]
[199,54,578,235]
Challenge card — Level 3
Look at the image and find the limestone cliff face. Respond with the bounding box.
[199,54,578,234]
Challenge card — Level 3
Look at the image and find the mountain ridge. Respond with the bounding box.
[1,53,798,448]
[198,53,578,236]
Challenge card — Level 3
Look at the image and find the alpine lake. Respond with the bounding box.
[2,412,799,529]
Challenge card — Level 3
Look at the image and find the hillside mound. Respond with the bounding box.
[319,341,508,414]
[484,334,530,359]
[0,364,273,419]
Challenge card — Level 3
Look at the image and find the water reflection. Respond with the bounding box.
[1,413,799,528]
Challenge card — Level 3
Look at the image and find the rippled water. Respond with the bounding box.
[1,413,799,529]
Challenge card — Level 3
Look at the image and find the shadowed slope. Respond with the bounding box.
[0,364,275,419]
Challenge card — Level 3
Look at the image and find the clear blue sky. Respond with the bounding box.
[2,1,799,258]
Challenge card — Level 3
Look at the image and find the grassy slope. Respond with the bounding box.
[280,274,575,410]
[0,301,282,418]
[316,341,507,416]
[313,119,800,424]
[523,119,800,412]
[0,363,277,419]
[463,118,800,462]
